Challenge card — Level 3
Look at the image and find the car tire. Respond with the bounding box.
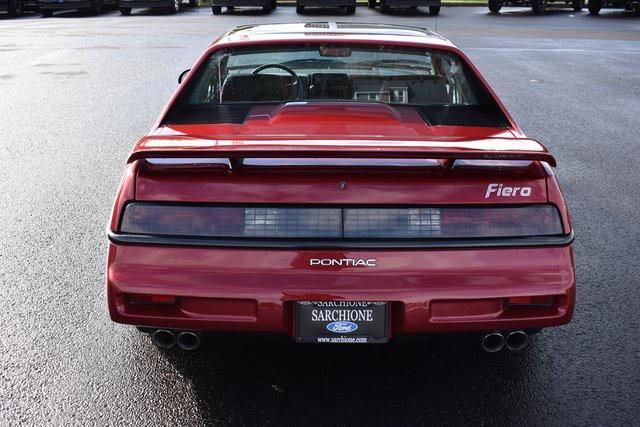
[488,0,502,12]
[587,0,601,14]
[296,4,304,12]
[169,0,179,13]
[368,0,375,7]
[41,8,53,15]
[120,6,131,13]
[211,4,221,12]
[429,5,440,14]
[531,0,546,13]
[346,4,355,13]
[380,0,389,13]
[7,0,25,16]
[271,0,277,7]
[572,0,583,10]
[262,4,271,11]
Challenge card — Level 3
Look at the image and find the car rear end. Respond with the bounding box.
[107,140,574,346]
[107,25,575,350]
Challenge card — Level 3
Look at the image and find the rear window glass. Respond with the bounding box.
[185,44,482,106]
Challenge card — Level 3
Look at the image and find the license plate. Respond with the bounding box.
[295,301,388,344]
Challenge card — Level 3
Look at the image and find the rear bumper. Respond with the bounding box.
[107,242,576,339]
[212,0,270,6]
[118,0,171,7]
[297,0,355,7]
[382,0,440,6]
[39,0,97,9]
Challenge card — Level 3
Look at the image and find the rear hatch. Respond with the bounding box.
[119,102,567,247]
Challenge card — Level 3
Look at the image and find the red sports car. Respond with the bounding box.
[107,23,575,352]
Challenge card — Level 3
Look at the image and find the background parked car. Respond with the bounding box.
[296,0,356,14]
[488,0,583,13]
[39,0,115,15]
[587,0,639,14]
[368,0,440,14]
[119,0,196,14]
[1,0,38,16]
[211,0,275,14]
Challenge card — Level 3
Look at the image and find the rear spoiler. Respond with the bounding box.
[128,136,556,167]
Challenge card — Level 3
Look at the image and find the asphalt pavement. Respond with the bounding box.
[1,5,639,426]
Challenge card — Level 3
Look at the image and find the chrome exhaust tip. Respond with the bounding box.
[151,329,176,349]
[481,332,505,353]
[176,331,201,351]
[506,330,528,351]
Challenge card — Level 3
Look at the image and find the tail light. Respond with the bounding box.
[127,294,177,304]
[507,295,555,307]
[119,203,563,239]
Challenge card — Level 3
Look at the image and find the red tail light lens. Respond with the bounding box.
[507,295,555,306]
[440,205,563,238]
[128,294,177,304]
[119,203,563,239]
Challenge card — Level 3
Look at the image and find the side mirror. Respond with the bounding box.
[178,69,191,85]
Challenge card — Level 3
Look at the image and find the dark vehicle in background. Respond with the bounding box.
[587,0,639,14]
[296,0,355,14]
[119,0,196,14]
[368,0,440,14]
[488,0,583,13]
[1,0,38,16]
[212,0,275,14]
[39,0,115,15]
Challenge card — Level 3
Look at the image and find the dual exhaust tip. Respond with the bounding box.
[151,329,201,350]
[481,330,528,352]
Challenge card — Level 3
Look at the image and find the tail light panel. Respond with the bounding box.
[118,203,564,240]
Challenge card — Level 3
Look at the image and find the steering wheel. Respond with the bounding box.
[251,63,303,101]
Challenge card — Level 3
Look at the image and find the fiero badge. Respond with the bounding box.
[309,258,377,267]
[485,183,532,199]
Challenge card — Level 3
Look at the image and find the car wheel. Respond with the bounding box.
[531,0,546,13]
[587,0,601,14]
[346,4,355,13]
[572,0,583,10]
[169,0,179,13]
[271,0,277,7]
[429,5,440,14]
[120,6,131,13]
[380,0,389,13]
[211,4,221,12]
[367,0,375,7]
[7,0,25,16]
[488,0,502,12]
[262,4,271,11]
[296,4,304,12]
[41,8,53,15]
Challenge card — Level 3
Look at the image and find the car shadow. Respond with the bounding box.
[486,7,584,16]
[0,11,42,20]
[157,333,545,424]
[373,7,432,16]
[38,8,117,17]
[296,6,356,15]
[487,7,639,17]
[217,7,274,15]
